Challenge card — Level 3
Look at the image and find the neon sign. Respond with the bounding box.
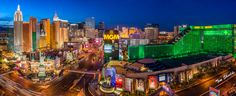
[104,34,119,40]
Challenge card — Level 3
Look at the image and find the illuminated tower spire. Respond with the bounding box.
[17,4,20,11]
[53,11,59,21]
[14,4,23,21]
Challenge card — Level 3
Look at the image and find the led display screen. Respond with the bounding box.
[104,44,112,53]
[158,74,166,82]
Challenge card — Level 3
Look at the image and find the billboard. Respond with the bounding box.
[149,76,157,89]
[116,74,123,88]
[209,87,220,96]
[104,67,116,87]
[158,74,166,82]
[136,79,144,92]
[125,78,133,92]
[104,44,112,53]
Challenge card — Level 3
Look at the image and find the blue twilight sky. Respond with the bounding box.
[0,0,236,31]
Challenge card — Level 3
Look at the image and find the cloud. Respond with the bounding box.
[0,16,12,21]
[0,16,13,25]
[0,21,13,26]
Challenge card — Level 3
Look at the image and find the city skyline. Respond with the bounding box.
[0,1,236,96]
[1,0,236,31]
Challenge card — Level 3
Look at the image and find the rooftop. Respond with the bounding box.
[146,54,225,71]
[137,58,156,64]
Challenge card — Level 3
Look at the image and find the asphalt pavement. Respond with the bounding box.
[43,72,83,96]
[176,71,236,96]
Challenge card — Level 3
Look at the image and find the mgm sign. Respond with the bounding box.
[103,30,119,40]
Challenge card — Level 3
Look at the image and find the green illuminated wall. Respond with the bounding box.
[203,29,233,53]
[128,24,235,60]
[234,24,236,58]
[144,45,173,58]
[128,46,145,59]
[32,32,37,51]
[173,29,202,56]
[128,45,173,59]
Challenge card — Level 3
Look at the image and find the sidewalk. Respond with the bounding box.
[174,70,228,93]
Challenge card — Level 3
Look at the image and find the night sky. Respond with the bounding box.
[0,0,236,31]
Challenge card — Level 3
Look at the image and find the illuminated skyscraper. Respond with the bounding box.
[0,26,14,50]
[68,23,85,42]
[174,26,179,37]
[14,4,23,52]
[39,19,50,48]
[51,21,59,49]
[51,13,69,49]
[98,22,105,38]
[144,24,159,41]
[85,17,97,38]
[120,27,129,39]
[128,27,138,35]
[98,22,105,30]
[69,24,78,41]
[85,17,95,29]
[60,21,69,47]
[23,22,32,52]
[53,12,60,21]
[30,17,37,51]
[36,23,40,49]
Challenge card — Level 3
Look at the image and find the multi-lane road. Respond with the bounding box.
[0,71,90,96]
[43,51,99,96]
[0,47,102,96]
[202,73,236,96]
[176,71,236,96]
[0,72,42,96]
[43,72,84,96]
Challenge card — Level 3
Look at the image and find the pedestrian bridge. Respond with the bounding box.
[67,70,100,75]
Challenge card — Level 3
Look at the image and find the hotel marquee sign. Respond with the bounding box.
[104,30,119,40]
[104,34,119,40]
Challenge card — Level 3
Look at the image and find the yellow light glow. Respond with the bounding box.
[99,86,115,93]
[120,33,129,38]
[194,26,201,29]
[104,34,119,40]
[205,26,212,29]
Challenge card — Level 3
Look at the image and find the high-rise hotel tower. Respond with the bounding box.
[14,5,23,52]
